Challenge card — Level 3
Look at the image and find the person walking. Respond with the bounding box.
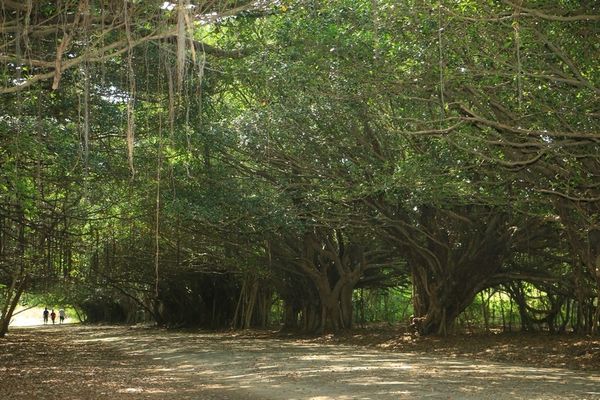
[58,309,66,324]
[50,309,56,325]
[43,308,49,325]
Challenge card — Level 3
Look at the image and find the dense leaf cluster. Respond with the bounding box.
[1,0,599,336]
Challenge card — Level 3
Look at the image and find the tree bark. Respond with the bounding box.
[406,207,511,335]
[0,275,27,337]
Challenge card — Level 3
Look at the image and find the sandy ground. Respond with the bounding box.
[1,325,599,400]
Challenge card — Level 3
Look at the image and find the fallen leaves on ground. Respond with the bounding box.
[292,326,600,371]
[1,324,598,400]
[0,327,236,400]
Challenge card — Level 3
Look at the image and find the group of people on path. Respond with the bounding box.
[43,308,66,325]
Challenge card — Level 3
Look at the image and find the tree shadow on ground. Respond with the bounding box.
[70,326,600,400]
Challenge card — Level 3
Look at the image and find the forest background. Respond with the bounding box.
[0,0,599,339]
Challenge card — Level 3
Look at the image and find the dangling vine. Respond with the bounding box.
[124,0,136,177]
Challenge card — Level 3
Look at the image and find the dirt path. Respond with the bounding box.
[2,326,600,400]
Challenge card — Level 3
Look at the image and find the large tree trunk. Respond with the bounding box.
[405,207,511,335]
[339,285,354,330]
[305,269,362,334]
[411,266,481,335]
[300,230,368,334]
[1,208,28,338]
[558,201,600,334]
[272,228,380,335]
[302,303,321,333]
[0,274,27,338]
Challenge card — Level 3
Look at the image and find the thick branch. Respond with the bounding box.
[503,0,600,22]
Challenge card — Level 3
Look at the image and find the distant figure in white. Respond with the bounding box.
[59,309,66,324]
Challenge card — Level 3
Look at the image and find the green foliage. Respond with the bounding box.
[353,288,413,325]
[1,0,598,334]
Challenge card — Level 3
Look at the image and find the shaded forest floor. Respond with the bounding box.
[0,327,212,400]
[1,325,599,399]
[296,325,600,372]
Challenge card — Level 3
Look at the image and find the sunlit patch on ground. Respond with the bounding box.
[1,326,599,400]
[9,306,77,327]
